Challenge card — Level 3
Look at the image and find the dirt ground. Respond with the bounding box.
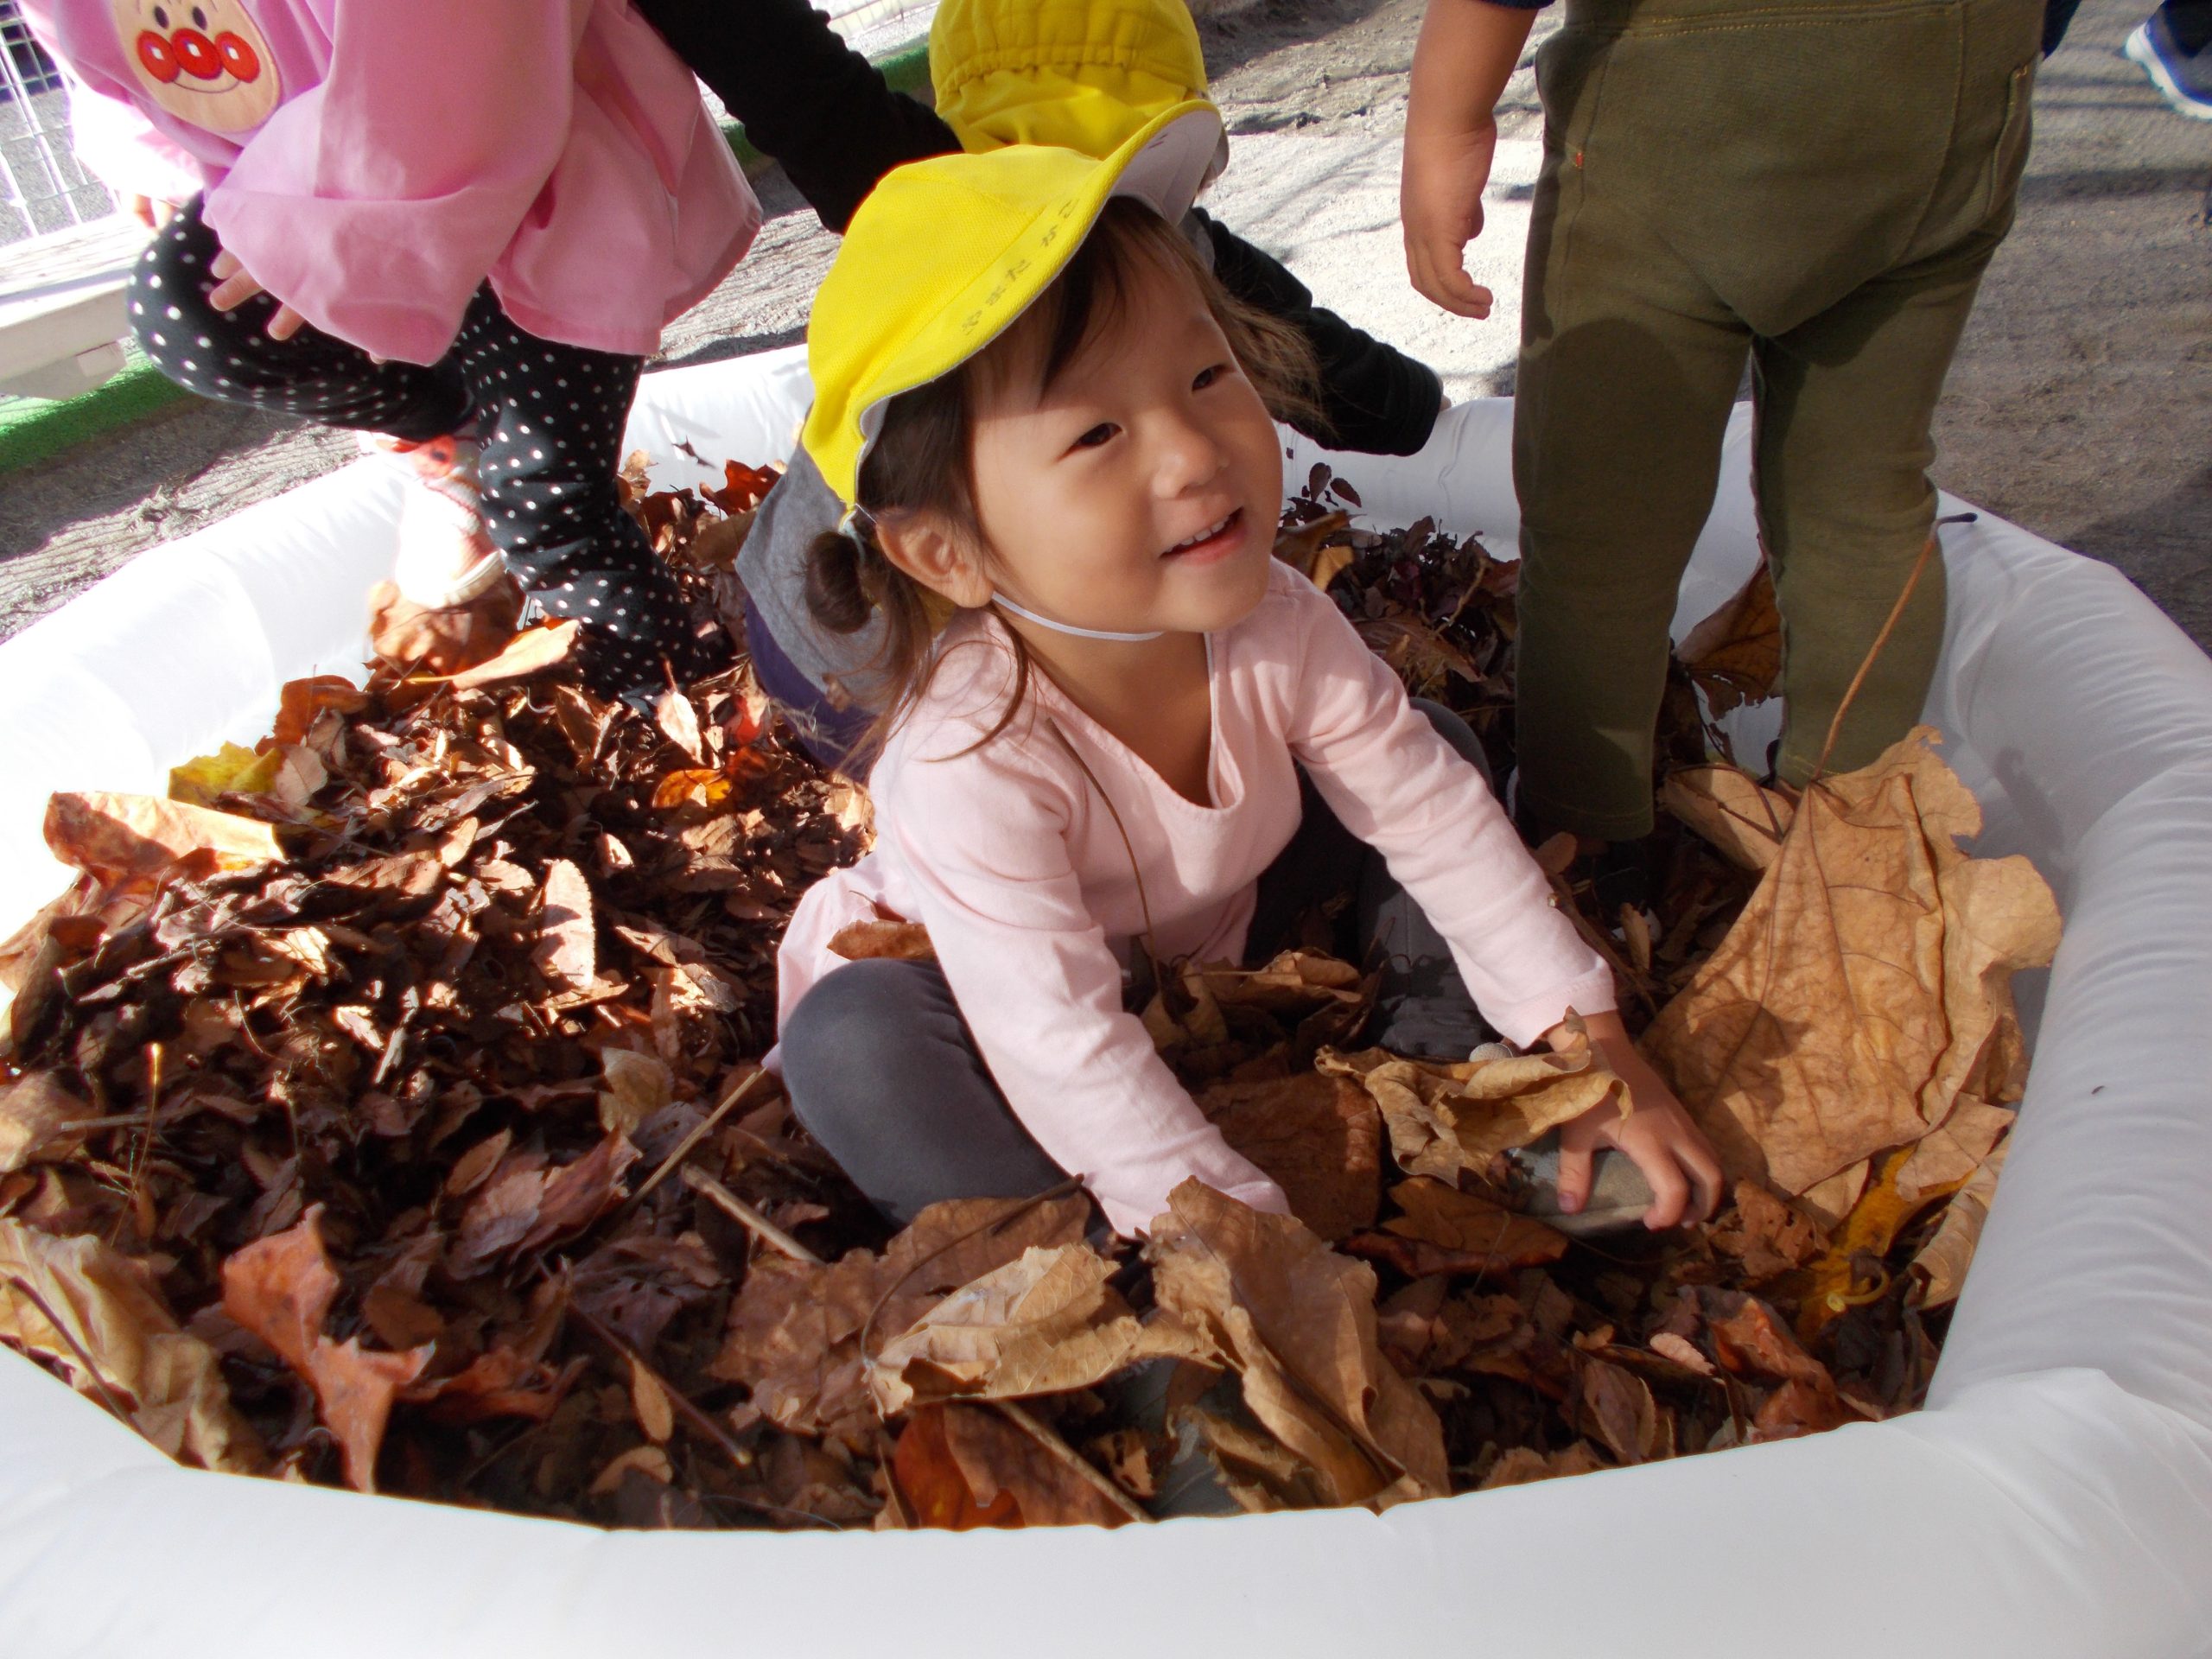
[0,0,2204,647]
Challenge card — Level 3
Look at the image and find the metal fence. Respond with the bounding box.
[1,1,113,247]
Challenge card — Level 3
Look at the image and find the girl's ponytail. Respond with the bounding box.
[804,527,876,635]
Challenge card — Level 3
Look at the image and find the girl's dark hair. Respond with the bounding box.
[804,196,1321,759]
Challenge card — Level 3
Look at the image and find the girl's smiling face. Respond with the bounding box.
[957,240,1286,639]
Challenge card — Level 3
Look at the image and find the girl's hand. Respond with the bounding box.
[208,247,306,340]
[1547,1009,1725,1229]
[128,194,176,231]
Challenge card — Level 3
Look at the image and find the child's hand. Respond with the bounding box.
[1547,1009,1725,1229]
[1402,117,1500,319]
[127,194,176,231]
[208,247,306,340]
[1400,0,1538,320]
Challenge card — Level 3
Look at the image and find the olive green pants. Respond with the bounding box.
[1513,0,2041,839]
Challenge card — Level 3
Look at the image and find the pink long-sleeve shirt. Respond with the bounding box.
[27,0,758,365]
[777,563,1617,1236]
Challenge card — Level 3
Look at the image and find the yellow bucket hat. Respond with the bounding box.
[931,0,1212,159]
[802,100,1224,510]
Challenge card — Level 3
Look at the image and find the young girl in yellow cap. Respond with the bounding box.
[772,106,1723,1241]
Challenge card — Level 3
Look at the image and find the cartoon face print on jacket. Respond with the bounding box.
[111,0,281,133]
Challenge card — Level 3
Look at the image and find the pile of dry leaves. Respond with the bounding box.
[0,459,2056,1531]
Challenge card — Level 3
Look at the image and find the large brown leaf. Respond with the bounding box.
[1146,1180,1448,1510]
[870,1244,1212,1414]
[45,791,283,890]
[1198,1071,1382,1242]
[1318,1027,1619,1181]
[0,1219,264,1472]
[219,1206,430,1491]
[1642,729,2060,1197]
[711,1193,1091,1451]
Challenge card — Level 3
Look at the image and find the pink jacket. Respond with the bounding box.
[777,563,1618,1236]
[29,0,759,365]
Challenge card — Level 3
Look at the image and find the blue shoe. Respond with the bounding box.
[2126,16,2212,120]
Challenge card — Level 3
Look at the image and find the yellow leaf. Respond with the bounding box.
[168,742,283,807]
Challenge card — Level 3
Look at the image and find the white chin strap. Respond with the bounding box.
[992,594,1164,643]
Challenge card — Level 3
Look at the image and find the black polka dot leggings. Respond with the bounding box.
[130,194,719,698]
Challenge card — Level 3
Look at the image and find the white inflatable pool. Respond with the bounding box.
[4,347,2212,1658]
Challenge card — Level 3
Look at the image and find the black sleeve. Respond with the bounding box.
[632,0,958,232]
[1191,208,1445,457]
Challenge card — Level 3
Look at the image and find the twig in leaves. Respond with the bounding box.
[618,1065,768,1221]
[993,1398,1153,1526]
[564,1300,848,1531]
[1808,534,1938,786]
[683,1166,819,1265]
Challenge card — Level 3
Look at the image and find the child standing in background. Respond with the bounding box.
[772,115,1723,1237]
[1401,0,2041,858]
[29,0,760,700]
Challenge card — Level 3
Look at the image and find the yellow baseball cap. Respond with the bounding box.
[802,100,1224,510]
[931,0,1214,159]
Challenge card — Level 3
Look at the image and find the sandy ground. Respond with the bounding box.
[0,0,2204,647]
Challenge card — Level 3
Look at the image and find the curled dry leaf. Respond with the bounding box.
[1146,1180,1448,1510]
[1478,1440,1609,1491]
[597,1046,673,1137]
[0,1071,87,1174]
[1345,1178,1569,1279]
[653,686,707,766]
[828,919,936,963]
[1675,559,1782,716]
[1318,1026,1619,1181]
[447,1133,640,1280]
[1662,766,1796,873]
[1708,1181,1827,1281]
[220,1205,431,1491]
[869,1244,1213,1414]
[1643,728,2060,1198]
[45,791,283,889]
[712,1193,1092,1451]
[1579,1357,1668,1465]
[0,1219,264,1472]
[1197,1071,1382,1242]
[535,857,597,994]
[1911,1140,2007,1309]
[445,620,580,689]
[935,1402,1133,1529]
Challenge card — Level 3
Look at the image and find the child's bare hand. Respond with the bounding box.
[208,247,306,340]
[128,194,176,231]
[1548,1010,1725,1229]
[1402,118,1499,319]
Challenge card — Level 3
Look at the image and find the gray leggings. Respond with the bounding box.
[778,702,1497,1224]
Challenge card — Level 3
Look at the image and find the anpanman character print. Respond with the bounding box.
[110,0,278,133]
